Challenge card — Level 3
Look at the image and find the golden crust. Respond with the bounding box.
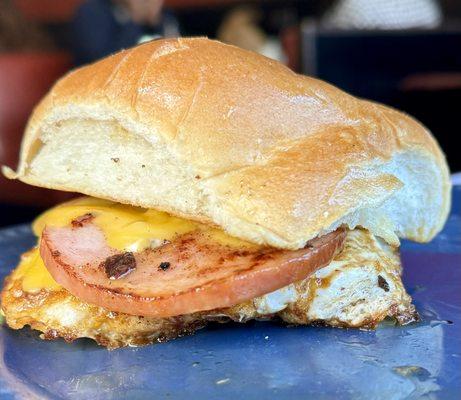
[1,272,207,349]
[4,38,450,249]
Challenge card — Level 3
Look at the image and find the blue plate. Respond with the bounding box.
[1,187,460,400]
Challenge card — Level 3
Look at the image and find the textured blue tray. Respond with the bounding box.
[1,187,460,400]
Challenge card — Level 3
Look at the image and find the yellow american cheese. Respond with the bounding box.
[13,248,61,292]
[20,196,254,292]
[33,197,201,252]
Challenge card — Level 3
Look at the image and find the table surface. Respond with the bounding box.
[0,187,460,400]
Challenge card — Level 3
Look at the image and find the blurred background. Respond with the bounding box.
[1,0,460,227]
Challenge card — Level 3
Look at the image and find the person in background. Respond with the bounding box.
[71,0,179,66]
[217,6,285,63]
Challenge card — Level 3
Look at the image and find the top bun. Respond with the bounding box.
[3,38,451,249]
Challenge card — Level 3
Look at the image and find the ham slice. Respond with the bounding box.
[40,222,346,317]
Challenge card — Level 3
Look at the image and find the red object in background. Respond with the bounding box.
[0,52,74,206]
[13,0,266,22]
[13,0,84,22]
[281,25,300,72]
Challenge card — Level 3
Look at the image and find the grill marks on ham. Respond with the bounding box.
[102,252,137,279]
[39,222,346,318]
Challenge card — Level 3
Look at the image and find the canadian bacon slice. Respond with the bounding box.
[40,223,346,318]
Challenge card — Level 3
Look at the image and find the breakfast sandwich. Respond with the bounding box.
[1,38,450,348]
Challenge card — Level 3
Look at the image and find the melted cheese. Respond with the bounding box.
[23,196,255,293]
[13,248,62,292]
[33,196,253,251]
[32,197,200,252]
